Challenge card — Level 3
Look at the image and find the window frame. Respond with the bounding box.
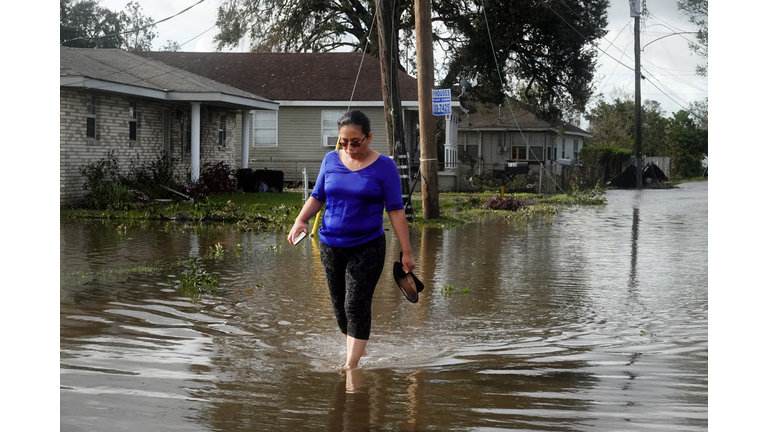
[218,114,227,148]
[86,94,97,139]
[252,110,278,147]
[321,110,345,147]
[181,111,191,159]
[129,101,138,141]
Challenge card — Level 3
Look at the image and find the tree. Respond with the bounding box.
[584,95,635,150]
[61,0,159,51]
[162,40,183,52]
[213,0,610,120]
[60,0,123,48]
[668,110,707,178]
[214,0,402,55]
[677,0,707,76]
[436,0,609,121]
[642,100,670,157]
[688,98,708,129]
[119,1,157,51]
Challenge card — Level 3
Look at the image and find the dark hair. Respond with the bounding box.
[337,109,371,135]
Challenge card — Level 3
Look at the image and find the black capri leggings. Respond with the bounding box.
[319,234,387,340]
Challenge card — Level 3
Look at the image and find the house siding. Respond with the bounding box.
[234,106,391,184]
[61,87,239,204]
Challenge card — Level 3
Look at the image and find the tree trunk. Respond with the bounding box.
[377,0,412,220]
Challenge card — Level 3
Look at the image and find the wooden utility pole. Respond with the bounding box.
[632,1,643,188]
[376,0,412,220]
[414,0,440,219]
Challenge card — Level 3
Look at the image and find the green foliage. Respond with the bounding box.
[567,182,607,205]
[585,96,635,149]
[79,151,187,209]
[579,145,631,181]
[60,0,162,50]
[579,145,631,167]
[437,0,609,120]
[174,258,219,295]
[119,1,157,51]
[668,110,707,179]
[207,243,226,259]
[214,0,609,121]
[677,0,708,76]
[485,196,531,211]
[80,150,120,193]
[79,151,135,209]
[123,153,182,201]
[60,0,122,48]
[184,162,238,200]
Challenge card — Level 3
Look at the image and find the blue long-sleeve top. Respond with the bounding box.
[311,150,404,247]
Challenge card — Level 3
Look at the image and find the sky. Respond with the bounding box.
[97,0,708,118]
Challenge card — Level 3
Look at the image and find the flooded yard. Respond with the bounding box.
[60,182,708,431]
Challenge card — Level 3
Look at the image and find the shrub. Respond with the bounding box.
[123,153,182,200]
[80,150,121,195]
[485,196,531,211]
[90,181,135,210]
[79,151,134,209]
[185,162,237,199]
[568,182,607,205]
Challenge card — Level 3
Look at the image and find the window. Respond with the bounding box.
[181,111,191,158]
[218,115,227,148]
[529,146,544,161]
[129,101,138,141]
[253,111,277,147]
[511,145,527,161]
[86,94,97,139]
[528,134,544,162]
[322,110,344,146]
[572,139,579,161]
[162,110,171,155]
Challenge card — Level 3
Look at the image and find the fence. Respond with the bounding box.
[452,161,605,194]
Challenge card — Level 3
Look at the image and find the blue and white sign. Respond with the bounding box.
[432,89,452,116]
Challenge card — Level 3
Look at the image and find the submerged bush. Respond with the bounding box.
[568,182,607,205]
[485,196,532,211]
[174,258,219,295]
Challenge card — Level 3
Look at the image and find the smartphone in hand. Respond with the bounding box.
[292,231,307,245]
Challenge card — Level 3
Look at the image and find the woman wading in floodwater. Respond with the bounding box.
[288,109,416,369]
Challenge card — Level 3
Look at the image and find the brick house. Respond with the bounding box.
[60,47,278,204]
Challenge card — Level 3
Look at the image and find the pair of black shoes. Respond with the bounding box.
[392,251,424,303]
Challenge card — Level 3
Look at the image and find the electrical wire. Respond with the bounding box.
[61,0,207,46]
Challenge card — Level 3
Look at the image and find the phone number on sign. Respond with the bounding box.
[433,102,451,115]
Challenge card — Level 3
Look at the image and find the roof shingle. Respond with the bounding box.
[137,51,420,102]
[60,47,272,103]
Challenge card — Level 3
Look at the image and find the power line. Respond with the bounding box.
[180,24,217,47]
[61,0,207,46]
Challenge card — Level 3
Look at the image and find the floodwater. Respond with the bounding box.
[60,182,708,431]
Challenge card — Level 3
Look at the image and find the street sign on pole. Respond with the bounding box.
[432,89,451,116]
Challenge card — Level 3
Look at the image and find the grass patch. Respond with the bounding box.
[63,186,595,233]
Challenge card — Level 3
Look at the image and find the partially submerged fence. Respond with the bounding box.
[452,161,605,194]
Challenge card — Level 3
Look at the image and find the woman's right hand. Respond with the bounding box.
[288,219,309,245]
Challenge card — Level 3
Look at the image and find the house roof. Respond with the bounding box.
[60,47,278,111]
[137,51,421,106]
[457,106,591,137]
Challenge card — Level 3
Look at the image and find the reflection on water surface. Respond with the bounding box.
[61,182,707,431]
